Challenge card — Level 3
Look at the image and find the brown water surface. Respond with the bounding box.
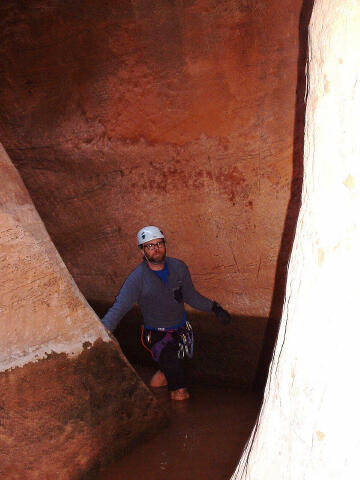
[98,375,261,480]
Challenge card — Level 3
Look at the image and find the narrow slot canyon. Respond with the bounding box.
[1,0,359,479]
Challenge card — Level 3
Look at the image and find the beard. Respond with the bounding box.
[146,248,166,264]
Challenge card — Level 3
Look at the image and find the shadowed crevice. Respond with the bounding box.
[253,0,315,392]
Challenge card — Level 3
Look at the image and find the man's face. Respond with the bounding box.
[141,237,166,263]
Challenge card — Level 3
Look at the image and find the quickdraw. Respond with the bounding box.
[140,324,153,356]
[177,321,194,359]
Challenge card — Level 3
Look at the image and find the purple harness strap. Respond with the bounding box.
[151,332,174,361]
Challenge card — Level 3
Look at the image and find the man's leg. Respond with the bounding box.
[141,329,169,387]
[150,369,168,387]
[158,341,189,400]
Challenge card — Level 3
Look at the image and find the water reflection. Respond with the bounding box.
[98,370,261,480]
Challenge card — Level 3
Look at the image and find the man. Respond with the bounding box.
[101,226,231,401]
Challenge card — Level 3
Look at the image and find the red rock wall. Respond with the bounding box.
[0,0,309,387]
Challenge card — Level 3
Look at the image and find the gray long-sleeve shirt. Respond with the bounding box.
[101,257,213,331]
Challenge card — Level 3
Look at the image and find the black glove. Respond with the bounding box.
[212,301,231,325]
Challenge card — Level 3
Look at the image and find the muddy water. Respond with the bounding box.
[98,374,262,480]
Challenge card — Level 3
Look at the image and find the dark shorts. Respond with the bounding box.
[141,323,193,391]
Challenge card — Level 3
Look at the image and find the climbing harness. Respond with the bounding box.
[140,320,194,360]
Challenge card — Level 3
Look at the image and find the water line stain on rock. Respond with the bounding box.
[0,339,167,479]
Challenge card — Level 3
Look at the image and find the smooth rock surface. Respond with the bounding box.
[0,144,165,479]
[232,1,360,478]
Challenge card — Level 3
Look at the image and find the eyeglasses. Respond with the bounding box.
[143,240,165,251]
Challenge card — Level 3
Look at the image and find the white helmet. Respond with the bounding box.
[137,226,165,246]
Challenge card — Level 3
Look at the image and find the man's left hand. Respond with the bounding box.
[212,301,231,325]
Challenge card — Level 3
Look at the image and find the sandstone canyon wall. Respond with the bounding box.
[0,143,164,479]
[232,0,360,478]
[0,0,309,387]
